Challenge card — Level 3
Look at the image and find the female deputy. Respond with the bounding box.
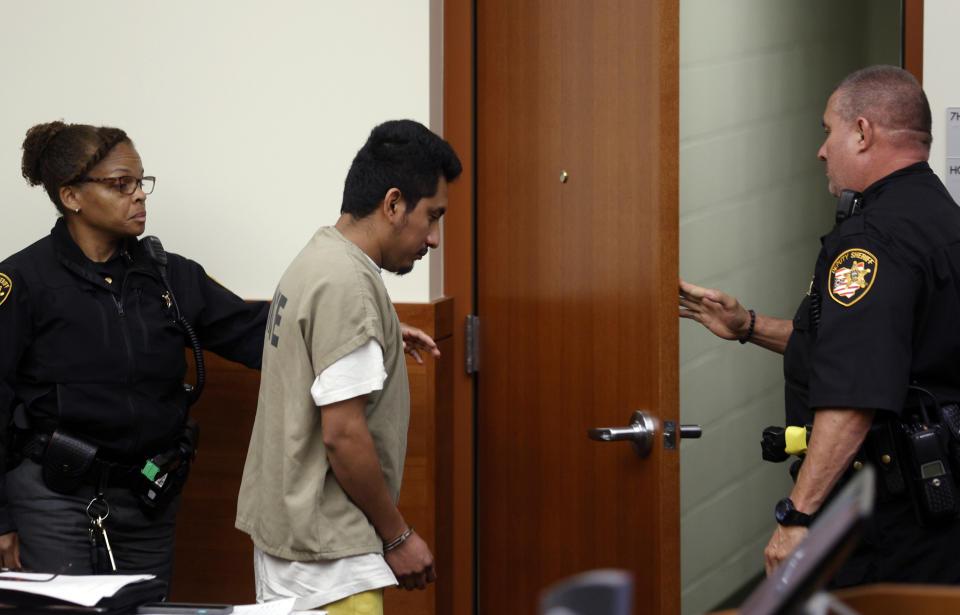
[0,122,268,585]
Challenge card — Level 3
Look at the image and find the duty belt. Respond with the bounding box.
[21,430,159,491]
[762,401,960,524]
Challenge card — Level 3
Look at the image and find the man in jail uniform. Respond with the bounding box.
[236,119,461,614]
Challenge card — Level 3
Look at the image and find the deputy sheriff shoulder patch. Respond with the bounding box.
[828,249,877,307]
[0,273,11,308]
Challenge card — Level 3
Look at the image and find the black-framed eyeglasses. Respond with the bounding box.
[77,175,156,195]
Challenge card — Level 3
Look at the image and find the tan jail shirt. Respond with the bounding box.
[236,226,409,561]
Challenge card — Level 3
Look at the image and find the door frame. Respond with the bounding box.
[903,0,923,82]
[439,2,476,614]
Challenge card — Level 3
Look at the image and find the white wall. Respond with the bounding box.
[924,0,960,186]
[0,0,439,302]
[678,1,900,613]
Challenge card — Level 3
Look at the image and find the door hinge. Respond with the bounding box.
[465,315,480,374]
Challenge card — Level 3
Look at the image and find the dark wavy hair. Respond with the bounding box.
[341,120,462,218]
[21,121,130,213]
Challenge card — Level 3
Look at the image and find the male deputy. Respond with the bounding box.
[679,66,960,586]
[236,120,462,613]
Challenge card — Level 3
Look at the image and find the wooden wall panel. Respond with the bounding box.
[383,300,448,615]
[170,353,259,604]
[171,299,453,615]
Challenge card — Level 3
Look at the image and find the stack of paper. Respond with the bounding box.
[0,571,156,607]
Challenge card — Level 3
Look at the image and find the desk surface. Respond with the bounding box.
[708,583,960,615]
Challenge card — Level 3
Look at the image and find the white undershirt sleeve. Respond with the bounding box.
[310,338,387,407]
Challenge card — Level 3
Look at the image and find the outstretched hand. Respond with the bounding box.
[399,323,441,364]
[678,279,751,341]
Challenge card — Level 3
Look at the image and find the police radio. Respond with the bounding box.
[902,386,960,522]
[142,236,205,405]
[835,189,863,224]
[902,423,959,521]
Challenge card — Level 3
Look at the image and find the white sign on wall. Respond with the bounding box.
[946,108,960,203]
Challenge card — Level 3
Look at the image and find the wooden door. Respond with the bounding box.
[476,1,679,613]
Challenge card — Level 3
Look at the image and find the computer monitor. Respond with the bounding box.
[539,569,633,615]
[738,465,876,615]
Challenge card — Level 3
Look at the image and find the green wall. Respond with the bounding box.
[678,2,901,613]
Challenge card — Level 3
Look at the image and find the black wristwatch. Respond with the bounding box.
[775,497,813,527]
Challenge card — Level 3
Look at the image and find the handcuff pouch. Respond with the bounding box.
[42,430,98,494]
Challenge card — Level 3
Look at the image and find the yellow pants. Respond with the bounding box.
[321,589,384,615]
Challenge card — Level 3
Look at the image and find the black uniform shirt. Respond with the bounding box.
[784,162,960,428]
[0,219,268,532]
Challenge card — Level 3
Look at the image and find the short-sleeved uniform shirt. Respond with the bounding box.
[784,162,960,426]
[236,226,409,562]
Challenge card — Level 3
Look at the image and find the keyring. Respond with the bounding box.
[86,496,110,521]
